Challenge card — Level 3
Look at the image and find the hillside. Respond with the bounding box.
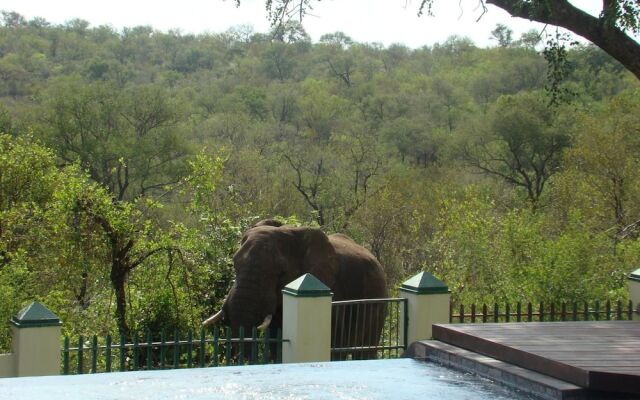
[0,11,639,346]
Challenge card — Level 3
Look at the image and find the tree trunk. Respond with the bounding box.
[487,0,640,80]
[111,265,130,338]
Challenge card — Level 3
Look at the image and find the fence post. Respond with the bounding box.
[282,273,332,363]
[10,302,62,377]
[629,268,640,321]
[399,271,450,344]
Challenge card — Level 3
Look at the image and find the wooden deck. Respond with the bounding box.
[432,321,640,395]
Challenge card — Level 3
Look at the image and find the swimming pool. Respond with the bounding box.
[0,359,532,399]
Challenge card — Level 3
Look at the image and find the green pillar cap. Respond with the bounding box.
[630,268,640,282]
[400,271,450,295]
[10,301,62,328]
[282,273,333,298]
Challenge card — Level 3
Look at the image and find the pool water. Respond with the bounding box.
[0,359,533,399]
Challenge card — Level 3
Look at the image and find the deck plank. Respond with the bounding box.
[432,321,640,394]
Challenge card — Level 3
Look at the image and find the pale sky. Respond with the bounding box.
[1,0,606,48]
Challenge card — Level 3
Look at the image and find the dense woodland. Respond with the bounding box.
[1,10,639,350]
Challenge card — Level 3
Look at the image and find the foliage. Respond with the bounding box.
[463,91,571,207]
[250,1,640,80]
[560,89,640,234]
[431,189,631,305]
[0,135,115,346]
[0,12,638,349]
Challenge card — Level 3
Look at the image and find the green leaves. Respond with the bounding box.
[35,79,190,201]
[542,30,577,106]
[0,135,109,343]
[432,189,630,304]
[185,150,226,213]
[465,91,571,207]
[602,0,640,34]
[0,7,638,350]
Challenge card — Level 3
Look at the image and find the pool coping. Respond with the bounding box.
[405,340,588,400]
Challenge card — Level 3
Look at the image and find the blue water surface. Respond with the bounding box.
[0,358,532,399]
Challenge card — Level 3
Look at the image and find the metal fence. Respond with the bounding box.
[62,326,285,375]
[331,298,407,360]
[449,300,635,323]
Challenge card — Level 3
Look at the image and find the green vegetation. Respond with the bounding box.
[0,11,639,350]
[256,1,640,80]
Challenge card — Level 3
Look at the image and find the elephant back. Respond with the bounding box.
[328,234,388,301]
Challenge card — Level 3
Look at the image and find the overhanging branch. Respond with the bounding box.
[486,0,640,79]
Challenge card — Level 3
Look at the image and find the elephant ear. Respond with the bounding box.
[299,227,339,290]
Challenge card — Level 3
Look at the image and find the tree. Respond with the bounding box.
[36,79,189,201]
[564,89,640,236]
[270,20,310,44]
[490,23,513,47]
[432,189,629,303]
[432,1,640,80]
[296,78,349,141]
[283,146,328,226]
[463,92,571,208]
[245,0,640,80]
[350,170,439,286]
[33,79,192,336]
[329,127,384,229]
[482,1,640,79]
[319,31,353,48]
[0,135,161,341]
[517,29,543,49]
[1,11,27,28]
[281,122,384,230]
[0,53,30,97]
[0,103,12,133]
[0,134,221,340]
[267,82,299,123]
[316,41,358,87]
[261,42,297,81]
[74,185,174,337]
[0,135,86,348]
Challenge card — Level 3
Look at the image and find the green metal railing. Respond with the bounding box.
[331,297,408,360]
[450,300,635,323]
[62,326,286,375]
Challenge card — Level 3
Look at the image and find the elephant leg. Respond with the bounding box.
[368,303,387,360]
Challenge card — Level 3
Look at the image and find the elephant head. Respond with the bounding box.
[203,222,339,334]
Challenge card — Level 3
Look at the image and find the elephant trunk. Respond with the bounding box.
[225,279,278,333]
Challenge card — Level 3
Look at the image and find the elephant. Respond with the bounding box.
[203,219,388,361]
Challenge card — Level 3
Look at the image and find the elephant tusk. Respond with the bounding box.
[257,314,273,331]
[202,309,224,327]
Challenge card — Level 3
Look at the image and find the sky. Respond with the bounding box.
[1,0,605,48]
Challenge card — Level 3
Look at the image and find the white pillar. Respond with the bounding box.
[10,302,62,377]
[282,273,332,363]
[0,354,15,378]
[399,271,450,344]
[629,268,640,321]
